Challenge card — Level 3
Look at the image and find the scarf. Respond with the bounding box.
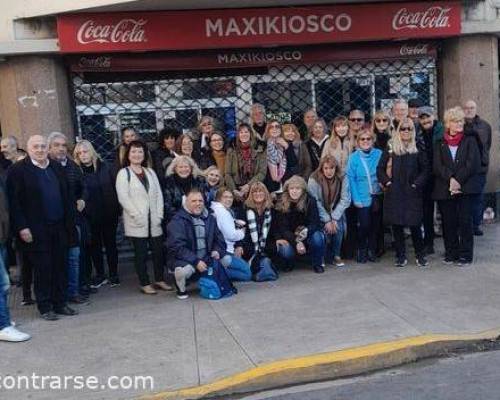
[444,130,464,147]
[238,142,253,182]
[246,208,271,255]
[212,150,226,174]
[310,164,341,212]
[267,138,287,182]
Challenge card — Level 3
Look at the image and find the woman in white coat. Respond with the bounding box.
[116,140,171,294]
[210,187,252,281]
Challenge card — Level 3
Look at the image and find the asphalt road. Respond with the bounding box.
[240,350,500,400]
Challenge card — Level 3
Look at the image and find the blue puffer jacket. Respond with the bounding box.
[347,148,382,208]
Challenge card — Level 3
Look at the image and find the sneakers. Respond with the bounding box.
[473,228,484,236]
[21,298,35,306]
[442,256,457,265]
[394,256,408,267]
[0,326,31,342]
[455,258,473,267]
[90,276,108,289]
[176,291,189,300]
[108,276,121,288]
[68,295,90,305]
[416,257,429,267]
[313,265,325,274]
[334,256,345,267]
[41,311,59,321]
[55,306,79,316]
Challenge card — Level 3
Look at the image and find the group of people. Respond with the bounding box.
[0,97,492,343]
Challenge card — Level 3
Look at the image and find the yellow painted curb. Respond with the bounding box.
[140,329,500,400]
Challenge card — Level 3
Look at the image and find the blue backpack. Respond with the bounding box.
[199,260,238,300]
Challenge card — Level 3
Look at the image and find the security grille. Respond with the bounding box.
[71,57,437,161]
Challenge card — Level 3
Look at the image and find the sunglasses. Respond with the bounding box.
[349,118,364,122]
[359,137,372,142]
[375,118,388,123]
[400,127,413,132]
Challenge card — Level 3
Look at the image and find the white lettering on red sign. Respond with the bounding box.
[399,43,429,56]
[392,7,451,31]
[206,14,352,37]
[77,19,147,44]
[217,50,302,65]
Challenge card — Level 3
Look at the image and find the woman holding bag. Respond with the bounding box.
[116,140,171,294]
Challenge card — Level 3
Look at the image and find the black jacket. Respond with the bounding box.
[163,175,208,222]
[377,151,428,227]
[432,136,481,200]
[166,207,226,272]
[152,147,175,181]
[273,194,322,246]
[81,160,120,224]
[464,116,492,175]
[6,158,77,250]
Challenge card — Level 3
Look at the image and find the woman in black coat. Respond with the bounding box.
[273,175,326,273]
[74,140,121,287]
[432,107,481,266]
[377,118,429,267]
[163,155,208,223]
[152,127,179,180]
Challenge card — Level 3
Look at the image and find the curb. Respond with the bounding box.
[140,329,500,400]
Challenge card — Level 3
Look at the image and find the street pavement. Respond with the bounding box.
[2,223,500,400]
[241,349,500,400]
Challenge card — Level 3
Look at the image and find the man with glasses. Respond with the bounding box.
[463,100,492,236]
[417,106,444,255]
[348,109,365,140]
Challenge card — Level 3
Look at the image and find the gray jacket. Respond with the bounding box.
[307,175,351,224]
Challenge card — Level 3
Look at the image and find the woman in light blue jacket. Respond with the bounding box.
[308,155,351,267]
[346,130,382,263]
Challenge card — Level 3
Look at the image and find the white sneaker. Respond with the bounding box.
[0,326,31,342]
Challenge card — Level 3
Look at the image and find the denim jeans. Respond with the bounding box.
[67,246,80,299]
[277,230,326,269]
[471,174,487,229]
[0,244,11,330]
[221,254,252,282]
[325,217,345,263]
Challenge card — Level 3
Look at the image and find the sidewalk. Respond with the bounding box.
[3,223,500,400]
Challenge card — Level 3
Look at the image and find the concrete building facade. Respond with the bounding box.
[0,0,499,193]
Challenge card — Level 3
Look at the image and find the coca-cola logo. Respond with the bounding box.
[78,56,112,68]
[392,7,451,31]
[77,19,147,44]
[400,43,429,56]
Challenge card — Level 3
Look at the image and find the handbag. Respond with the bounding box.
[199,259,238,300]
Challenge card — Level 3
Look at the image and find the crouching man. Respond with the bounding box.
[166,189,227,300]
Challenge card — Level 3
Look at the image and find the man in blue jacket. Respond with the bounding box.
[166,189,226,299]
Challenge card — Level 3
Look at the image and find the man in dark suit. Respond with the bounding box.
[6,135,78,321]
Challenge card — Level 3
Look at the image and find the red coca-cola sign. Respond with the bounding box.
[57,1,461,53]
[77,19,147,44]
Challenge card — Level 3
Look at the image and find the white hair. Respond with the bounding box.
[47,131,68,148]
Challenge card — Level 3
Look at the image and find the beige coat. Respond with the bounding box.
[321,136,355,176]
[116,167,164,238]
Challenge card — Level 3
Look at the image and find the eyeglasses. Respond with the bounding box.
[349,118,364,122]
[359,137,372,142]
[399,127,413,132]
[375,119,388,123]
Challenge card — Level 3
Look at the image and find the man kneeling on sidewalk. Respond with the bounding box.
[166,189,227,299]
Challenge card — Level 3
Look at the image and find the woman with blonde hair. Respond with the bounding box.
[264,119,288,193]
[274,175,326,273]
[204,165,223,204]
[282,123,312,181]
[371,110,392,151]
[239,182,278,280]
[163,155,208,222]
[74,140,121,288]
[308,156,351,267]
[377,118,429,267]
[432,106,481,265]
[305,118,329,171]
[322,116,355,175]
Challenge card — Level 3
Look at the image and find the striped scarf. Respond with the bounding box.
[267,139,287,182]
[246,208,271,255]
